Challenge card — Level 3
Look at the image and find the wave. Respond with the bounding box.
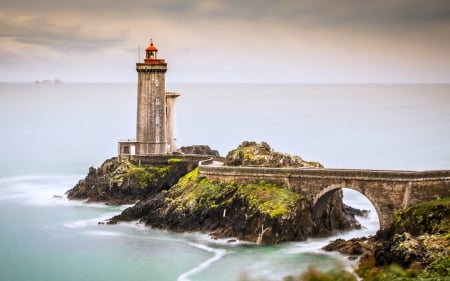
[177,242,227,281]
[64,212,120,229]
[0,174,133,211]
[83,230,125,237]
[180,231,251,247]
[0,174,80,204]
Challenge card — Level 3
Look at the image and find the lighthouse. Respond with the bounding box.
[118,40,179,157]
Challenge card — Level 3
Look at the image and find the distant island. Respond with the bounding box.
[34,78,63,84]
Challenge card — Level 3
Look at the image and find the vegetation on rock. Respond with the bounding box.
[66,157,193,204]
[392,198,450,236]
[111,163,359,243]
[319,198,450,280]
[352,197,450,280]
[112,167,313,243]
[225,141,323,168]
[166,168,303,219]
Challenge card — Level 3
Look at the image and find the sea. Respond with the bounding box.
[0,83,449,281]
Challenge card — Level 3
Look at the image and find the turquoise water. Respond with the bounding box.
[0,175,351,281]
[0,83,449,280]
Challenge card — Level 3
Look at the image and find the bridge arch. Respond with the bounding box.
[312,183,383,230]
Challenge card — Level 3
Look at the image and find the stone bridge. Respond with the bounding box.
[198,162,450,230]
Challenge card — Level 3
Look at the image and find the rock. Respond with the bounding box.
[66,157,194,205]
[224,141,323,168]
[88,166,96,176]
[355,198,450,280]
[179,145,220,157]
[313,190,363,236]
[109,167,358,244]
[323,237,371,256]
[344,204,370,218]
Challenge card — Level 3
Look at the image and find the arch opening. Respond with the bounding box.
[313,187,380,237]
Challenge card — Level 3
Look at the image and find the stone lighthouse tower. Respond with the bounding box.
[118,40,179,157]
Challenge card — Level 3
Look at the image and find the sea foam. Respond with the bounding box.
[177,242,227,281]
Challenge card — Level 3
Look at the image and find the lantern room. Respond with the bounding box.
[144,39,165,64]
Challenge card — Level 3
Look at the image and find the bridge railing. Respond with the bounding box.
[198,157,215,166]
[198,165,450,182]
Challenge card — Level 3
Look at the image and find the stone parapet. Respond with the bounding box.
[199,165,450,182]
[136,63,167,72]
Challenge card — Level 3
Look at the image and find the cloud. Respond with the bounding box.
[2,0,450,24]
[0,0,449,82]
[0,15,127,53]
[2,1,449,45]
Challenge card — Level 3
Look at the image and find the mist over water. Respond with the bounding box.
[0,83,448,280]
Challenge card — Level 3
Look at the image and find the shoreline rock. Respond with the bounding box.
[66,157,195,205]
[323,237,373,260]
[108,167,359,243]
[323,198,450,280]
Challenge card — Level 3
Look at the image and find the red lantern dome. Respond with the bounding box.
[144,39,165,64]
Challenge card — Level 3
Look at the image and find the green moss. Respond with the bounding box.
[167,168,303,219]
[177,168,199,187]
[237,182,303,218]
[168,158,184,164]
[393,197,450,235]
[359,198,450,281]
[170,168,239,212]
[125,166,157,188]
[122,160,183,188]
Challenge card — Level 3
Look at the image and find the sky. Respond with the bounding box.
[0,0,449,83]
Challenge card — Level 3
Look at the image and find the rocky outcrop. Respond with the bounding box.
[323,237,372,258]
[180,145,220,157]
[225,141,323,168]
[324,198,450,280]
[109,167,359,244]
[66,157,195,204]
[109,168,313,243]
[372,199,450,270]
